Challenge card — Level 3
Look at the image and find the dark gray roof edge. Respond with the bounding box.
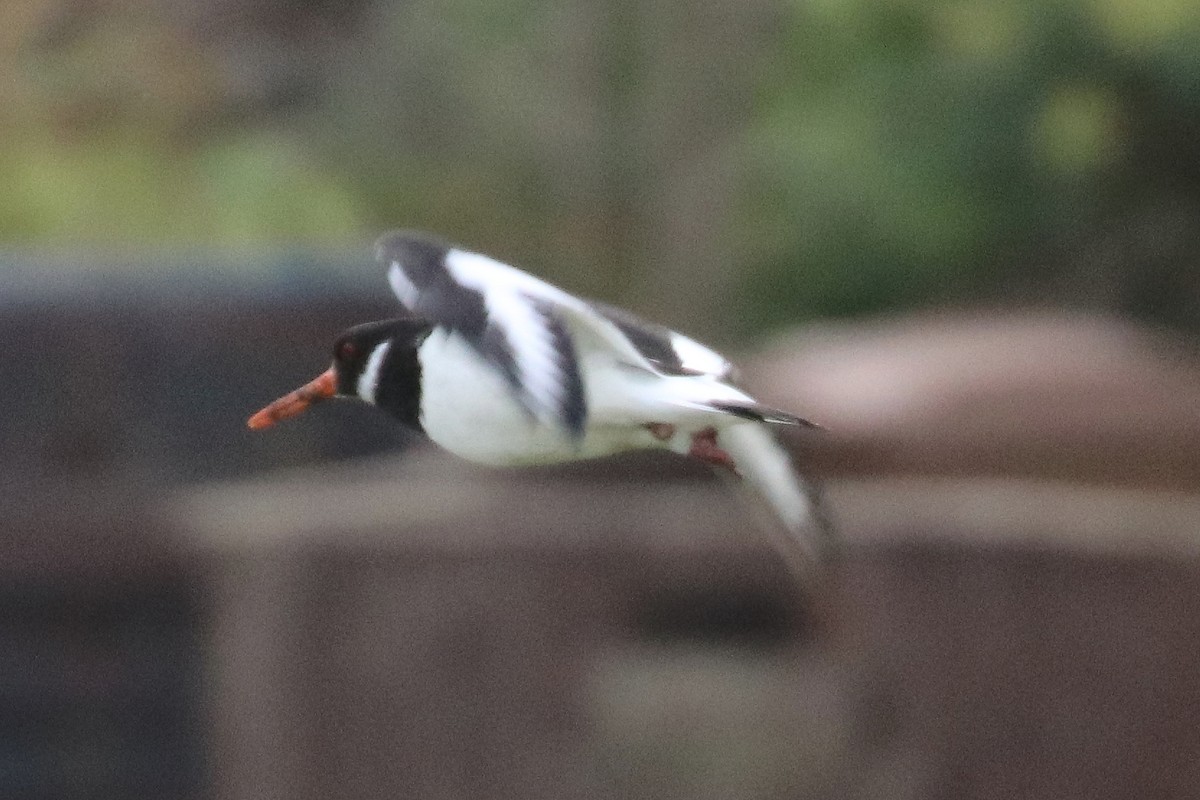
[0,245,384,306]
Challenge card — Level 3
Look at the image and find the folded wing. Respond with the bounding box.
[378,230,743,438]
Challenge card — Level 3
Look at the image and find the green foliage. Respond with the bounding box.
[736,0,1200,327]
[0,129,362,247]
[0,2,365,249]
[4,0,1200,333]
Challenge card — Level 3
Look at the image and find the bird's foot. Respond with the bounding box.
[689,427,739,475]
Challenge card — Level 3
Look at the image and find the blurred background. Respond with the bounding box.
[6,0,1200,798]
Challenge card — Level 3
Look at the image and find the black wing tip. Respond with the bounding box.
[778,411,822,429]
[374,229,453,263]
[711,401,821,428]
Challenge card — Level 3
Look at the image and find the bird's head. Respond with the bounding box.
[247,317,430,431]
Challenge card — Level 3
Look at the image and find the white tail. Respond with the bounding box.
[718,423,834,581]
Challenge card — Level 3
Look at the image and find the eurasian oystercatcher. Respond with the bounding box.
[249,231,833,576]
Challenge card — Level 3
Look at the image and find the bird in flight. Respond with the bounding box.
[249,231,833,578]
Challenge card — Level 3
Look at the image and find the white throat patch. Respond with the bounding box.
[356,340,392,404]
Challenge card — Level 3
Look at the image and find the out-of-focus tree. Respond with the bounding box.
[302,0,777,337]
[738,0,1200,333]
[0,0,363,249]
[5,0,1200,337]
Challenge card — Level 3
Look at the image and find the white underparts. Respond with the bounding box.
[357,340,392,404]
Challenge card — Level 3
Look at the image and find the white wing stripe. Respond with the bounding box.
[669,332,733,378]
[443,249,573,422]
[442,248,660,375]
[487,290,558,413]
[387,263,420,306]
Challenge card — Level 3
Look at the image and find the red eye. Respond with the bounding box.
[337,341,357,360]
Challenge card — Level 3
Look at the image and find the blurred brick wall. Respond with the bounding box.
[7,283,1200,800]
[0,281,403,799]
[176,458,1200,800]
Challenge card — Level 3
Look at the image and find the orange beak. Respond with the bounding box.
[247,367,337,430]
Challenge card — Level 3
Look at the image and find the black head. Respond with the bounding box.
[332,316,432,398]
[249,314,432,432]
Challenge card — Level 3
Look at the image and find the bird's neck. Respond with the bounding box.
[365,340,424,432]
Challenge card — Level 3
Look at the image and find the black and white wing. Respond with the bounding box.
[377,230,589,437]
[583,300,736,380]
[377,230,749,436]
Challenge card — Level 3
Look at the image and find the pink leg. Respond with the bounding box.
[688,427,739,474]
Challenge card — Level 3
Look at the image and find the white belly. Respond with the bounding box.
[416,329,649,465]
